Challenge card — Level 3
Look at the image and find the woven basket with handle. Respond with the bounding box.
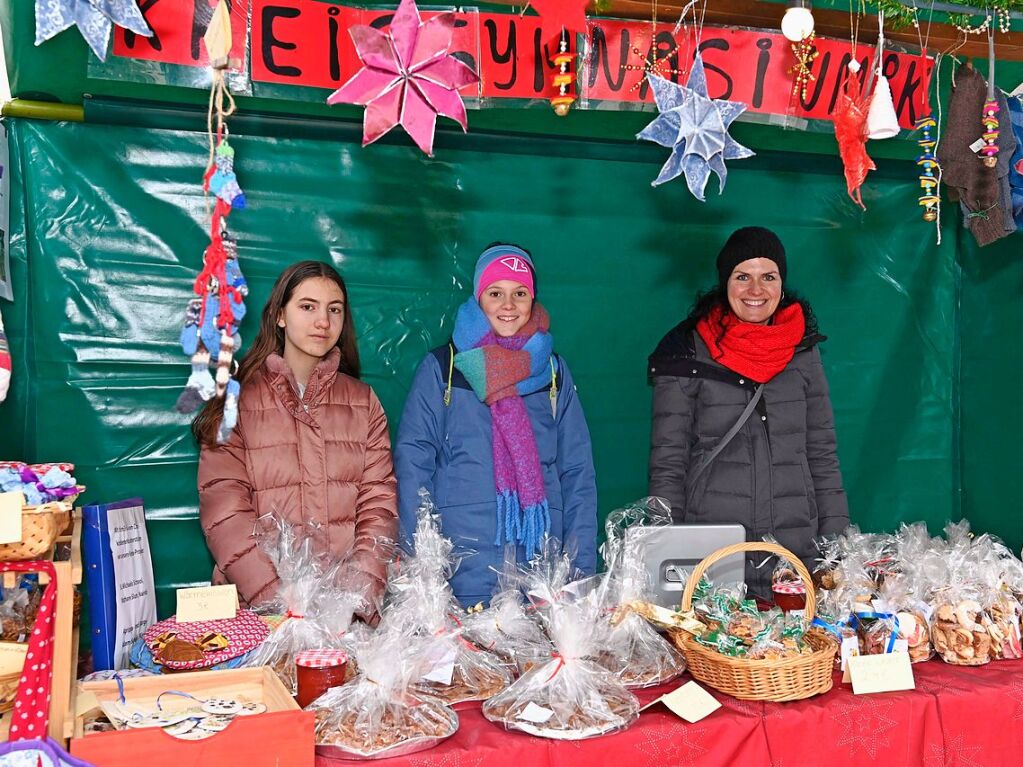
[0,501,72,562]
[668,541,837,702]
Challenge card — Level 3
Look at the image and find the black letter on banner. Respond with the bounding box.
[697,39,732,100]
[799,50,830,110]
[532,29,556,92]
[586,25,628,90]
[896,59,921,125]
[828,51,852,114]
[448,17,477,77]
[485,18,517,89]
[370,14,394,29]
[328,7,342,82]
[752,38,772,108]
[262,6,302,77]
[123,0,162,51]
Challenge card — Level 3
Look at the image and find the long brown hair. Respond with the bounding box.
[192,260,361,448]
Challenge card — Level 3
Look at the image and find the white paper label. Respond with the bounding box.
[422,644,458,685]
[970,138,986,154]
[518,702,555,723]
[109,505,158,670]
[915,600,935,623]
[892,638,909,655]
[840,635,860,671]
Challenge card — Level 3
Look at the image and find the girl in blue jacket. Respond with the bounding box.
[395,244,598,607]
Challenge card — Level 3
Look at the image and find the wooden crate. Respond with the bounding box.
[70,666,314,767]
[0,508,82,742]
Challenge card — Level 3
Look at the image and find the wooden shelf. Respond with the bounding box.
[0,509,83,743]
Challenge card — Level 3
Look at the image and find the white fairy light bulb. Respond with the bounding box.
[782,3,815,42]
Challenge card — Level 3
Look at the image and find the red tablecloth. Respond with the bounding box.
[316,659,1023,767]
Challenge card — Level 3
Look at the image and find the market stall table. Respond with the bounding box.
[316,659,1023,767]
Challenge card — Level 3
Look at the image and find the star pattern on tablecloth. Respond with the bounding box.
[831,697,899,760]
[1009,676,1023,720]
[916,672,970,698]
[635,719,708,767]
[410,753,484,767]
[924,732,984,767]
[721,697,762,718]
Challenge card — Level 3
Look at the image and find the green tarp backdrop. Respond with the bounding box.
[3,113,1009,622]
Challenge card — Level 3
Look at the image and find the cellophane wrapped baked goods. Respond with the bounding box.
[246,517,365,693]
[461,585,552,676]
[482,551,640,740]
[382,491,511,704]
[311,628,458,759]
[595,497,685,688]
[692,578,812,659]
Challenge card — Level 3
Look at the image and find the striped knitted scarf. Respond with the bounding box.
[452,298,553,559]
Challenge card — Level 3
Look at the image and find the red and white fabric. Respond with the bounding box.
[142,609,270,670]
[2,560,57,741]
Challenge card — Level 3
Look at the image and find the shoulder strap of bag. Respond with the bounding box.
[688,384,764,486]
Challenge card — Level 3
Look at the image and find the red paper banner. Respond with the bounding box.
[113,0,933,128]
[112,0,250,68]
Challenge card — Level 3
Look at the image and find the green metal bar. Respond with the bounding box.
[1,99,84,122]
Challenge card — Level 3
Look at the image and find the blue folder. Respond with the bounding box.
[82,497,145,671]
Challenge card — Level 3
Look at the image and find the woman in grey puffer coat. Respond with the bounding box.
[648,227,848,599]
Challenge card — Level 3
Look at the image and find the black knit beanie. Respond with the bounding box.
[716,227,787,288]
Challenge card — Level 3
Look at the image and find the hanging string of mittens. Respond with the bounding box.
[175,0,248,444]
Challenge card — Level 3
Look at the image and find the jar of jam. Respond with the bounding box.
[772,582,807,613]
[295,649,349,708]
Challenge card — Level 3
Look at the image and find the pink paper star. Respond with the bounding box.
[528,0,590,35]
[327,0,480,156]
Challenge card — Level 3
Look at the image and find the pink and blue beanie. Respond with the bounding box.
[473,245,535,300]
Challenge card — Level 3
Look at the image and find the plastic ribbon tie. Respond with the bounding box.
[544,653,566,683]
[284,610,305,620]
[811,616,844,639]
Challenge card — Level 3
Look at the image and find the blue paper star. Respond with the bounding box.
[637,55,755,201]
[35,0,152,62]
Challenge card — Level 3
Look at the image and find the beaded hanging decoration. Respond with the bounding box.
[916,115,940,220]
[981,23,1000,168]
[550,28,578,116]
[910,1,940,223]
[789,33,820,100]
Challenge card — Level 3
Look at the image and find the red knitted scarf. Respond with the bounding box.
[696,304,806,383]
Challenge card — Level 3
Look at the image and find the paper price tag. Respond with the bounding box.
[0,641,27,674]
[840,635,860,672]
[422,644,458,685]
[175,584,238,622]
[849,652,915,695]
[643,681,722,723]
[0,492,24,545]
[970,137,987,154]
[519,702,555,723]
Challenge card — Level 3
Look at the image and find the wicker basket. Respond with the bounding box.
[669,541,837,702]
[0,669,20,713]
[0,501,72,562]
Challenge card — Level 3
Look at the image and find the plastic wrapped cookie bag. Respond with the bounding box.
[382,490,511,704]
[595,497,685,688]
[461,573,552,677]
[311,629,458,759]
[246,517,362,693]
[482,573,640,740]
